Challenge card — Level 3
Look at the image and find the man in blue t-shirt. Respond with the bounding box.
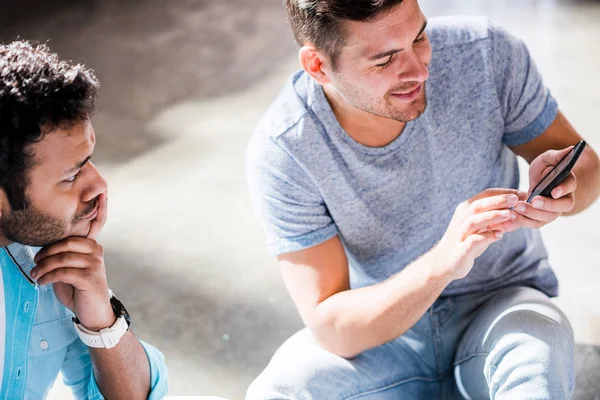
[0,41,167,399]
[246,0,600,399]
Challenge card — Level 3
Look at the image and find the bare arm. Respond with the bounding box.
[90,332,151,399]
[280,236,448,358]
[279,189,522,358]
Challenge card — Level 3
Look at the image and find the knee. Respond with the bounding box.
[246,331,345,400]
[489,305,574,363]
[245,362,333,400]
[246,373,291,400]
[486,308,575,397]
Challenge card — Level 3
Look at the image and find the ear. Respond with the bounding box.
[0,188,9,219]
[299,45,333,86]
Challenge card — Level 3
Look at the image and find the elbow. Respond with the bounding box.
[319,342,361,360]
[308,307,362,360]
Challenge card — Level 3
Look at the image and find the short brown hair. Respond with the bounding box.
[284,0,404,68]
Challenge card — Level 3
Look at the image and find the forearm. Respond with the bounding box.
[566,146,600,215]
[311,249,451,359]
[90,331,151,399]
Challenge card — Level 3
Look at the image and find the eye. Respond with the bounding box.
[64,172,80,183]
[376,55,394,69]
[414,34,426,44]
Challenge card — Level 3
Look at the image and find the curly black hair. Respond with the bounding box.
[0,41,99,210]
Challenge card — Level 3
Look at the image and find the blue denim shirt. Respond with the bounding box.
[0,243,168,399]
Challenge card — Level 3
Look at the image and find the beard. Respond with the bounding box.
[1,199,97,247]
[334,76,428,122]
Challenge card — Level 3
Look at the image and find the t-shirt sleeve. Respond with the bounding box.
[246,131,338,256]
[488,21,558,146]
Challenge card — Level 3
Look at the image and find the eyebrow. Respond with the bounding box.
[367,19,429,61]
[64,155,91,175]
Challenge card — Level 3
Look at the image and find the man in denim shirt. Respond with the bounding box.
[246,0,600,399]
[0,41,168,399]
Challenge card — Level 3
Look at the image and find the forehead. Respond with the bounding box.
[341,0,425,54]
[29,121,95,175]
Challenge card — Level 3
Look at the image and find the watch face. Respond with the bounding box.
[110,294,131,327]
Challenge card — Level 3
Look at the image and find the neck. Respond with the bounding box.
[323,84,406,148]
[0,233,12,249]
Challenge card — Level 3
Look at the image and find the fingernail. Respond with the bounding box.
[496,231,503,239]
[554,188,563,198]
[533,199,544,209]
[517,204,527,213]
[30,270,37,279]
[501,210,511,218]
[510,211,517,220]
[508,195,518,206]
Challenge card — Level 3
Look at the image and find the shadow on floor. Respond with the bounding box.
[0,0,295,165]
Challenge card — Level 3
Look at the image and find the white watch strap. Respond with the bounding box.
[74,315,129,349]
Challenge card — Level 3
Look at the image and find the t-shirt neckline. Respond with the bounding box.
[308,78,418,156]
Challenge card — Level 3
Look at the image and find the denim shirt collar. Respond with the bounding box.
[5,243,42,287]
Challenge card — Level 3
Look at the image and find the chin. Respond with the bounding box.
[402,99,427,121]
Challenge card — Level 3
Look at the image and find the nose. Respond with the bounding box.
[81,162,108,203]
[399,50,429,83]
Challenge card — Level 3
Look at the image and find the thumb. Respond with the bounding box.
[540,145,575,167]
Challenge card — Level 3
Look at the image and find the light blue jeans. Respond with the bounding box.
[246,286,575,400]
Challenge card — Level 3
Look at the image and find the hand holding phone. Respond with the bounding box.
[526,140,586,203]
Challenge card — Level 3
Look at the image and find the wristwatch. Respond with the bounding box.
[73,291,131,349]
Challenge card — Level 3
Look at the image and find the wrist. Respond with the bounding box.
[422,245,455,290]
[76,304,116,332]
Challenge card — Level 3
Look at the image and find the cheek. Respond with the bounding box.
[31,190,81,222]
[336,68,392,101]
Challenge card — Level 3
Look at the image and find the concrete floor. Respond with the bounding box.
[2,0,600,398]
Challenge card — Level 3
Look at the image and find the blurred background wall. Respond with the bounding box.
[1,0,599,398]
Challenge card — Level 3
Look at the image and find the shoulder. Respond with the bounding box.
[427,16,491,48]
[427,16,519,51]
[254,70,312,142]
[249,71,325,172]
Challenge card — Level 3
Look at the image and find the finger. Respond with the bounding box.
[36,267,90,286]
[529,146,575,183]
[468,188,523,203]
[540,146,575,167]
[550,173,577,199]
[87,191,108,241]
[487,219,521,234]
[511,210,547,229]
[463,209,517,239]
[31,252,96,280]
[465,231,504,253]
[514,200,561,223]
[35,237,97,263]
[468,193,520,214]
[523,193,574,214]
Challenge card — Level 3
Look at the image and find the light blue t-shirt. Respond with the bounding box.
[247,17,560,297]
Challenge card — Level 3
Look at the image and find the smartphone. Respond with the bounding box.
[527,140,587,203]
